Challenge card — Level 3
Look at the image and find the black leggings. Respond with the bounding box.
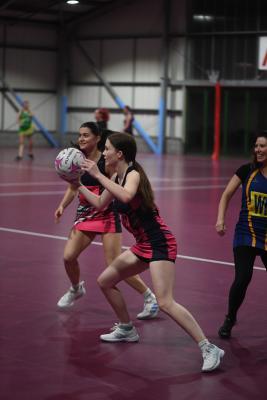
[227,246,267,321]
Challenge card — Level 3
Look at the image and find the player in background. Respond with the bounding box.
[15,100,34,161]
[216,132,267,338]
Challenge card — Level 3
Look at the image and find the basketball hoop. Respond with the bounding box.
[207,69,220,83]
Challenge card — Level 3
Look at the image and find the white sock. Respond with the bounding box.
[72,283,80,291]
[119,322,133,331]
[198,338,210,353]
[144,288,152,299]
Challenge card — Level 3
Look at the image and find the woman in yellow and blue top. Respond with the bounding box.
[15,100,34,161]
[216,132,267,338]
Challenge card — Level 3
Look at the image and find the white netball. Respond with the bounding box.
[55,147,85,183]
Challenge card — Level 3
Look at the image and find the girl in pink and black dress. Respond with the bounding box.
[78,132,224,373]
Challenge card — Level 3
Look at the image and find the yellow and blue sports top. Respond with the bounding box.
[234,163,267,251]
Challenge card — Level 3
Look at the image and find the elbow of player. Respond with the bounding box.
[120,193,132,204]
[97,201,106,211]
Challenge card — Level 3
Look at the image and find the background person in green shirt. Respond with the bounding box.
[15,100,34,161]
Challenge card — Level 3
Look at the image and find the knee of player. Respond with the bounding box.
[97,274,107,289]
[63,253,76,264]
[97,269,115,290]
[156,296,173,313]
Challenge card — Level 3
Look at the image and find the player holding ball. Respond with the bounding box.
[76,131,225,372]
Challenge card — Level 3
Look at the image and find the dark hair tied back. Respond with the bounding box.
[70,121,100,151]
[107,132,155,211]
[80,121,100,136]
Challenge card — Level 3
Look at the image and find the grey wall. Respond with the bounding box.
[0,0,187,153]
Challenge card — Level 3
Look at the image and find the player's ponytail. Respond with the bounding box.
[107,132,155,211]
[132,160,155,211]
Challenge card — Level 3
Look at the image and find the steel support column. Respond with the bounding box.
[158,0,171,154]
[0,76,59,147]
[76,40,158,153]
[57,28,69,145]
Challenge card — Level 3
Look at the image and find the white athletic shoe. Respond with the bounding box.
[57,281,86,308]
[201,343,225,372]
[100,324,139,342]
[137,293,159,320]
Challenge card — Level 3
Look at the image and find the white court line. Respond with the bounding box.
[0,163,55,172]
[0,184,227,197]
[0,191,66,197]
[0,226,265,271]
[0,177,231,187]
[149,177,230,182]
[0,181,66,187]
[153,184,226,191]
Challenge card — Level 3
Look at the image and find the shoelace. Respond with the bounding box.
[144,295,156,304]
[202,345,213,359]
[110,323,119,331]
[65,291,75,300]
[110,323,133,333]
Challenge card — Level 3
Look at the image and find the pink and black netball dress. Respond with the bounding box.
[74,155,121,233]
[114,166,177,262]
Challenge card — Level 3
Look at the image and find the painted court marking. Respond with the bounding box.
[0,183,227,197]
[0,177,230,186]
[0,226,265,271]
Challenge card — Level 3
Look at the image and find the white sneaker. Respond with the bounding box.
[137,294,159,320]
[57,281,86,308]
[100,324,139,342]
[202,344,225,372]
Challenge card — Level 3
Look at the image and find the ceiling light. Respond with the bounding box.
[193,15,214,22]
[66,0,79,5]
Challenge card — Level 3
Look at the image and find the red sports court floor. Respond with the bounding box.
[0,147,266,400]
